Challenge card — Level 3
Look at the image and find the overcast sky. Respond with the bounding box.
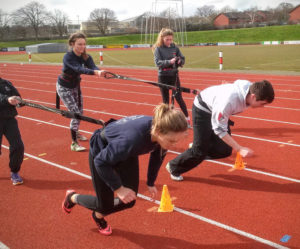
[1,0,300,22]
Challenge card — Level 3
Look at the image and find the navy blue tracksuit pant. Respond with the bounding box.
[0,118,24,173]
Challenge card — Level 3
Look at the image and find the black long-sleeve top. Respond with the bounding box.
[154,43,185,76]
[0,78,21,119]
[90,115,165,191]
[57,50,99,89]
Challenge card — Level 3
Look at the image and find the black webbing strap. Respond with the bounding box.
[56,91,60,109]
[171,72,181,107]
[104,71,198,95]
[20,100,105,126]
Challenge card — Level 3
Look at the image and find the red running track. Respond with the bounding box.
[0,63,300,249]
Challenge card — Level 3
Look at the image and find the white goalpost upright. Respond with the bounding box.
[140,0,187,47]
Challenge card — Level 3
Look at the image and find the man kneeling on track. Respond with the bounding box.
[0,77,24,185]
[62,103,188,235]
[166,79,275,181]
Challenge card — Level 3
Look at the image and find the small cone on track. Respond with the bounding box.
[233,152,245,170]
[158,185,174,212]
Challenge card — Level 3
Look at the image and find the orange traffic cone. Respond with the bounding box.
[233,152,245,170]
[158,185,174,212]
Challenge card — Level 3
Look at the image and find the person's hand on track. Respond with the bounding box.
[115,186,136,204]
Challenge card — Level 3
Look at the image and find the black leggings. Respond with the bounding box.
[158,74,189,117]
[76,151,139,216]
[0,118,24,173]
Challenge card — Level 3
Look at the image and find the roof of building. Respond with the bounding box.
[214,12,250,21]
[289,4,300,13]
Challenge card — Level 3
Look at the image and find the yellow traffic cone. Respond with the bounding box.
[158,185,174,212]
[233,152,245,170]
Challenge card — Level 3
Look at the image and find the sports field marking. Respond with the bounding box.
[16,86,300,126]
[16,115,300,183]
[169,150,300,183]
[234,115,300,126]
[0,145,290,249]
[6,70,300,94]
[0,241,9,249]
[275,96,300,100]
[14,79,300,103]
[18,113,300,150]
[5,65,300,84]
[232,134,300,147]
[24,98,300,129]
[267,106,300,111]
[20,96,300,128]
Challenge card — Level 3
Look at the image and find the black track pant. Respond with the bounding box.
[0,118,24,173]
[158,74,189,117]
[169,104,232,175]
[76,151,139,216]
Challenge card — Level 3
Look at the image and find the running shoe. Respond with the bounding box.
[71,142,86,152]
[92,211,112,236]
[11,172,23,185]
[62,189,76,214]
[166,163,183,181]
[76,132,88,141]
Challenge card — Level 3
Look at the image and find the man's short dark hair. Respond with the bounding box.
[249,80,274,103]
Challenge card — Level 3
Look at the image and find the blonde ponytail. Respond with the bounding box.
[151,103,187,135]
[152,28,174,53]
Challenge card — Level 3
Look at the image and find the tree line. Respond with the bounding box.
[0,1,117,41]
[0,1,296,41]
[185,2,296,31]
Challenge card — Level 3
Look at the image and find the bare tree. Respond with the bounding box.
[195,5,217,24]
[89,8,116,35]
[245,7,258,24]
[219,5,237,13]
[157,8,176,28]
[0,9,11,40]
[275,2,294,23]
[49,9,69,38]
[12,1,49,40]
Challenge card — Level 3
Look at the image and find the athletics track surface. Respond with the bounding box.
[0,63,299,249]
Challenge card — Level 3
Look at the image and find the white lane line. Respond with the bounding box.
[267,106,300,111]
[0,145,290,249]
[17,114,300,149]
[15,115,300,183]
[0,242,9,249]
[235,115,300,126]
[17,86,300,119]
[5,67,300,86]
[168,150,300,183]
[12,77,300,102]
[21,96,300,128]
[232,134,300,148]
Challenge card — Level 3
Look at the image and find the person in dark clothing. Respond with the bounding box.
[0,78,24,185]
[56,32,106,152]
[62,103,188,235]
[153,28,191,128]
[166,80,275,181]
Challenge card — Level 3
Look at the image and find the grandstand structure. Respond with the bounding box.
[25,43,68,53]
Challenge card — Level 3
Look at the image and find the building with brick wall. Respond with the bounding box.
[289,5,300,24]
[213,11,276,28]
[213,12,250,27]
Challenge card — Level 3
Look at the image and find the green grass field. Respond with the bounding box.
[1,25,300,73]
[1,25,300,48]
[1,45,299,72]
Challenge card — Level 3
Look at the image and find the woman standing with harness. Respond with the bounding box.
[56,32,105,152]
[153,28,191,128]
[62,103,188,235]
